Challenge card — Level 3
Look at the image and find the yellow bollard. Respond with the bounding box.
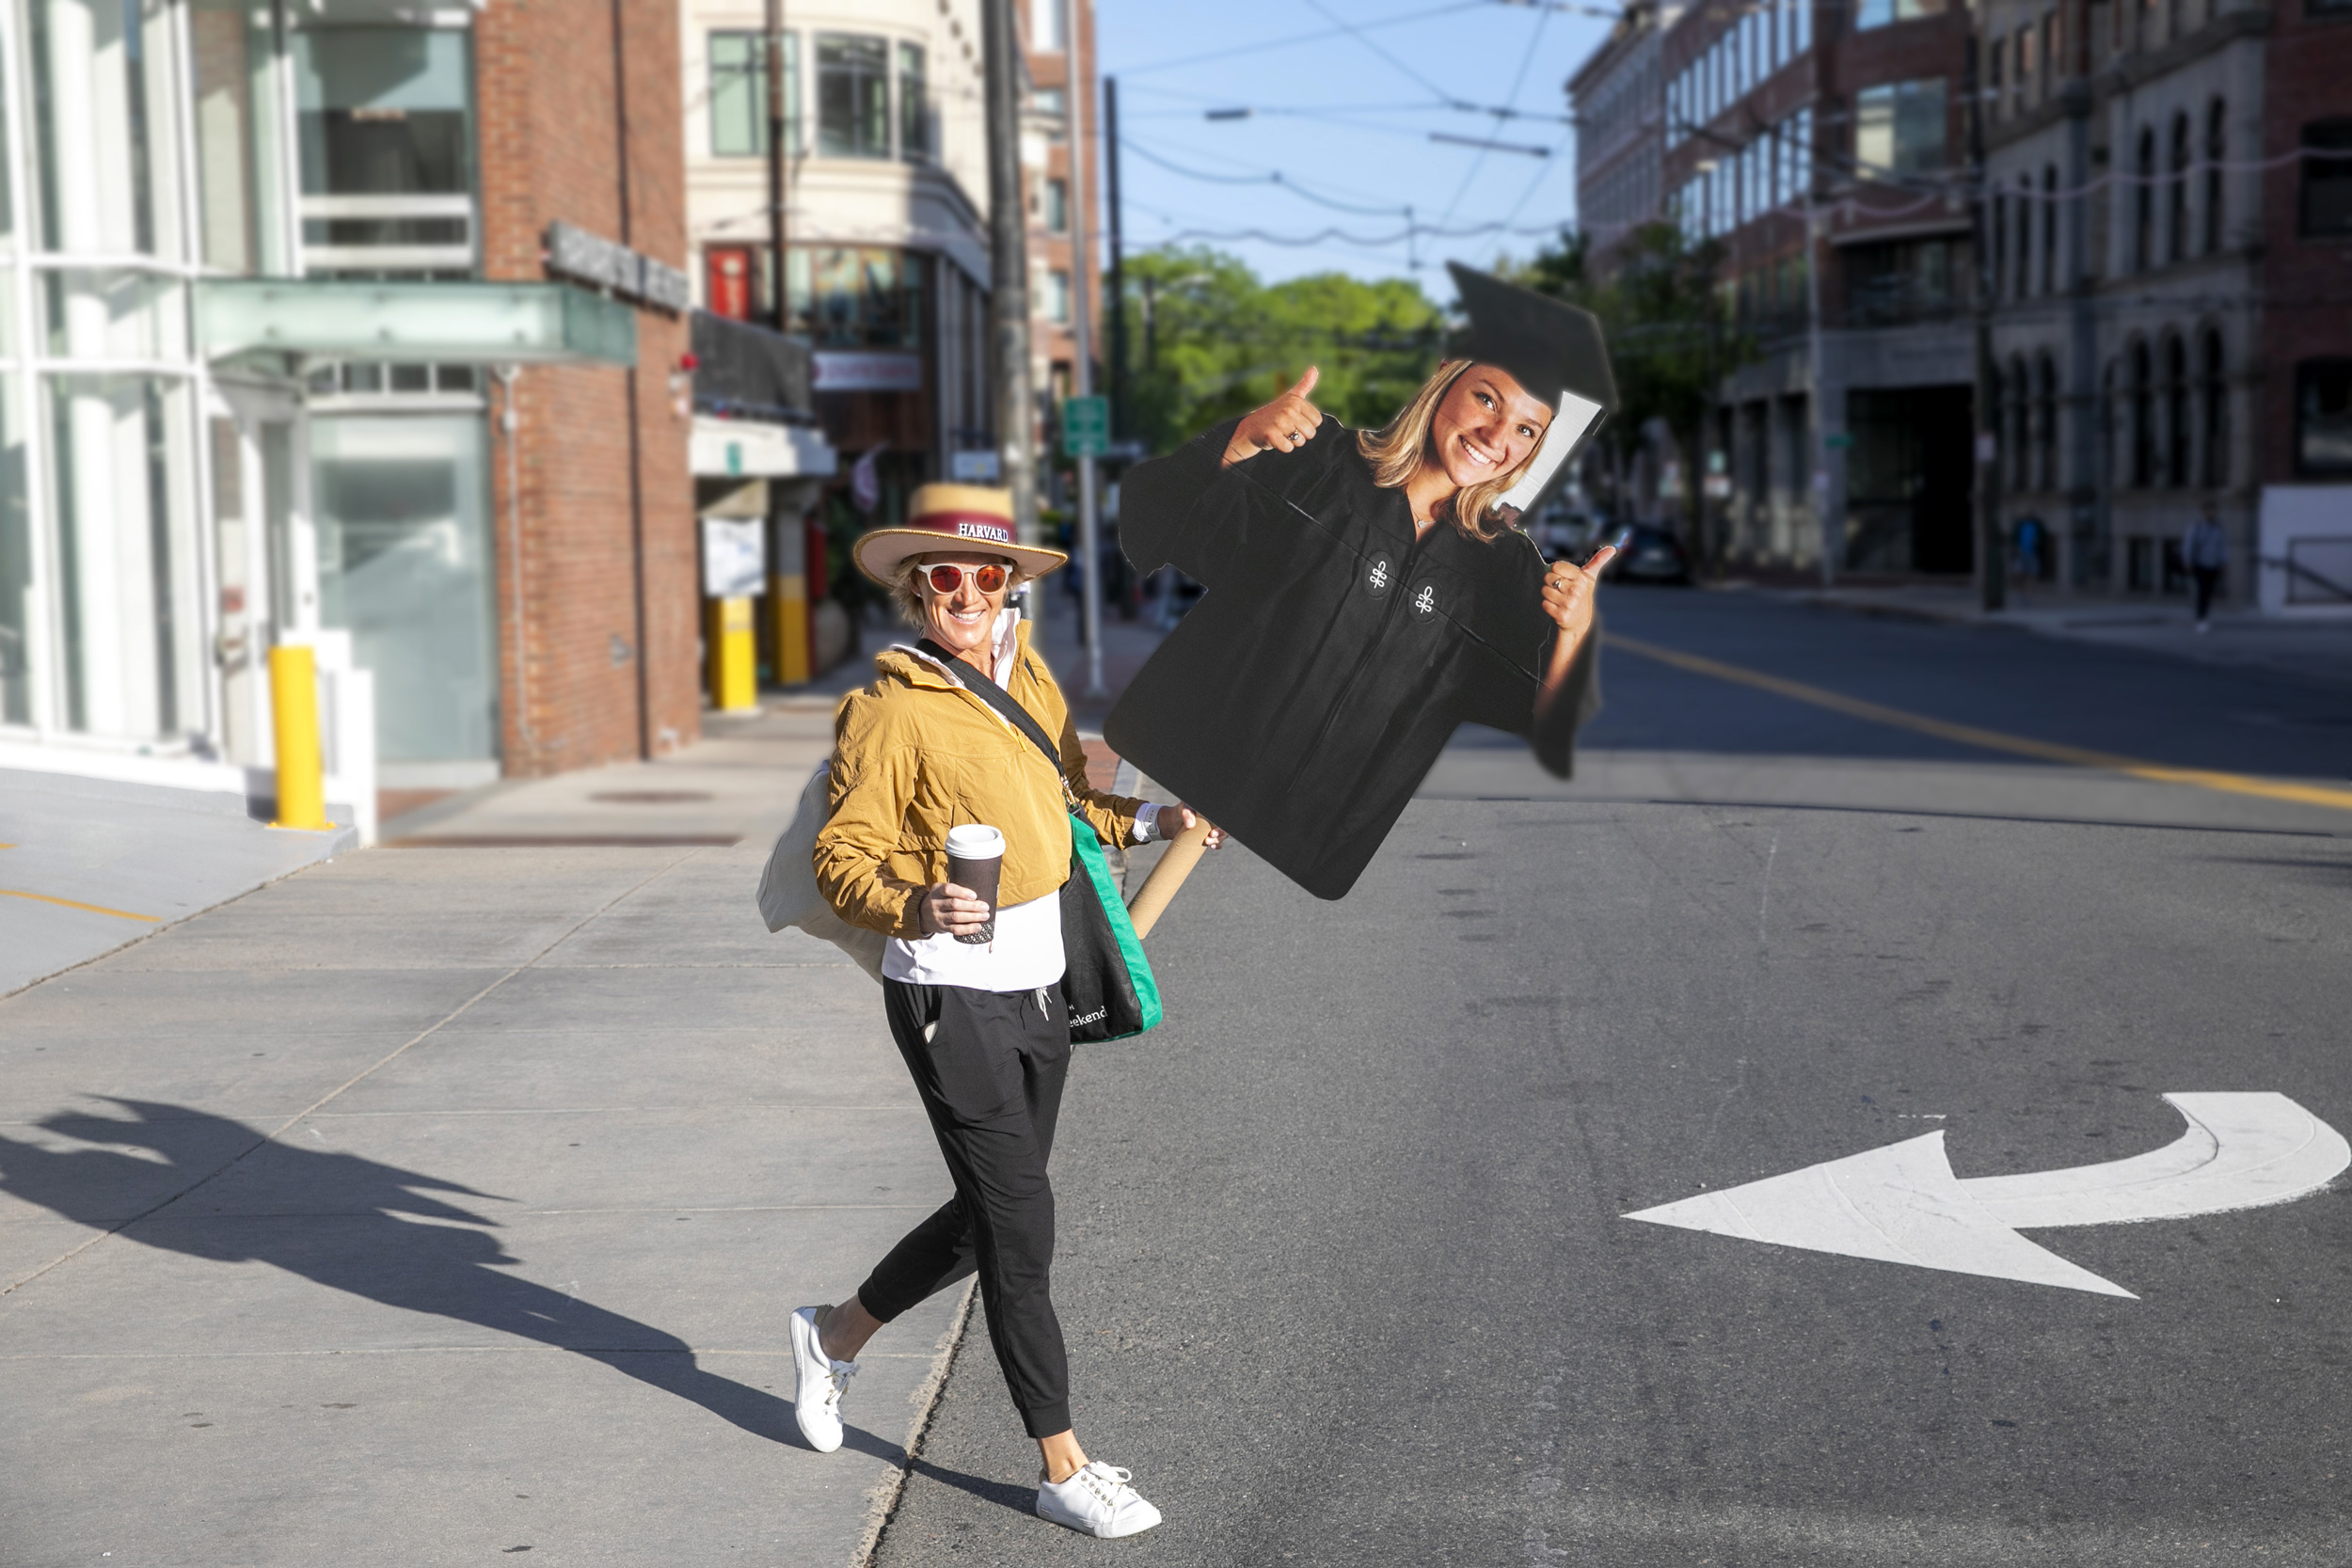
[770,572,810,687]
[707,595,757,711]
[267,644,330,831]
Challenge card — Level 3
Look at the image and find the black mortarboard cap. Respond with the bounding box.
[1444,261,1620,515]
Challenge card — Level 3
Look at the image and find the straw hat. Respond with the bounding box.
[850,483,1070,585]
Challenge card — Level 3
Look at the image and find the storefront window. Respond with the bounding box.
[898,42,928,161]
[191,0,288,276]
[46,375,198,739]
[311,416,497,762]
[787,246,928,348]
[294,26,476,274]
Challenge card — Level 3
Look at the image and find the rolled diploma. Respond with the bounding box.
[1125,815,1214,940]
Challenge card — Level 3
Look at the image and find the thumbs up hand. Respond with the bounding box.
[1223,367,1325,467]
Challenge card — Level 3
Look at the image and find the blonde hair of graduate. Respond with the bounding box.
[1356,358,1545,544]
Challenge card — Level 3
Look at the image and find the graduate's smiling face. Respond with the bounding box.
[914,551,1015,658]
[1429,365,1552,494]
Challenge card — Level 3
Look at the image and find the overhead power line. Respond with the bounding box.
[1122,137,1413,218]
[1431,132,1552,156]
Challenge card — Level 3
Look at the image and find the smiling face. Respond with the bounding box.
[914,550,1016,659]
[1427,365,1552,494]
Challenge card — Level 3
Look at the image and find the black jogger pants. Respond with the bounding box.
[859,979,1073,1439]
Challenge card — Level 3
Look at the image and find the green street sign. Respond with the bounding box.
[1062,394,1109,457]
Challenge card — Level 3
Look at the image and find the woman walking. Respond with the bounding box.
[795,484,1207,1539]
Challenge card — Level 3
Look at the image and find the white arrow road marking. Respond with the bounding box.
[1625,1093,2350,1298]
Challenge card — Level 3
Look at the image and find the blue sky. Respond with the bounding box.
[1095,0,1620,296]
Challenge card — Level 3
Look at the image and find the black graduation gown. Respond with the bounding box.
[1107,415,1598,901]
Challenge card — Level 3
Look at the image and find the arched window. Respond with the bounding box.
[2103,358,2121,488]
[2169,114,2192,262]
[2136,129,2156,271]
[2036,352,2058,490]
[2205,100,2226,253]
[2131,339,2154,486]
[2165,334,2191,486]
[2042,165,2059,292]
[2201,329,2228,486]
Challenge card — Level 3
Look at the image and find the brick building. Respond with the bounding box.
[0,0,701,837]
[1654,0,1980,577]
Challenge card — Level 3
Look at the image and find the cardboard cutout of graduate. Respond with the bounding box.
[1106,263,1622,901]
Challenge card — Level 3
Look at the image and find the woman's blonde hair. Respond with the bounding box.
[1355,358,1545,543]
[889,554,1030,626]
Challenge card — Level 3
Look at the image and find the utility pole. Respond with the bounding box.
[1104,74,1127,444]
[1964,31,2006,610]
[1061,0,1104,696]
[984,0,1045,641]
[765,0,787,330]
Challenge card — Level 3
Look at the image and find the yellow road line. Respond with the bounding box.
[0,888,161,922]
[1604,630,2352,815]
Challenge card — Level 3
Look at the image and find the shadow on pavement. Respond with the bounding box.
[0,1099,930,1461]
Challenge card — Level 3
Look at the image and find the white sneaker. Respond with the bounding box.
[1036,1461,1163,1538]
[789,1306,856,1453]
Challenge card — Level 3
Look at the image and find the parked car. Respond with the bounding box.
[1531,503,1601,563]
[1601,526,1692,584]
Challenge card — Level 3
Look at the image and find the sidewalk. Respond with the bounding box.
[1,768,356,998]
[0,709,966,1566]
[1730,579,2352,690]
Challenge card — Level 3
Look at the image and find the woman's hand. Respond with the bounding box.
[917,881,992,937]
[1222,368,1323,467]
[1164,804,1225,849]
[1539,544,1617,652]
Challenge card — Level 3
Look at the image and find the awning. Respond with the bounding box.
[197,279,638,366]
[691,416,837,480]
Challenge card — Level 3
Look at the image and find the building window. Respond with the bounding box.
[1854,79,1947,178]
[2015,25,2034,107]
[2201,330,2228,486]
[898,42,929,160]
[1043,176,1069,233]
[2134,128,2156,270]
[1993,194,2008,298]
[2035,353,2058,490]
[2016,175,2034,296]
[192,0,289,276]
[2299,120,2352,238]
[2164,334,2190,486]
[1853,0,1942,29]
[1844,236,1957,325]
[2006,357,2028,487]
[2042,164,2059,291]
[710,31,800,158]
[2130,339,2154,486]
[787,246,928,348]
[294,26,477,275]
[2296,360,2352,475]
[1031,0,1066,52]
[1041,268,1071,324]
[816,34,890,159]
[2205,100,2226,252]
[1989,39,2005,116]
[2169,114,2191,261]
[2042,11,2060,81]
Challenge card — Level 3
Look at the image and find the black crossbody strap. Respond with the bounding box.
[914,637,1067,784]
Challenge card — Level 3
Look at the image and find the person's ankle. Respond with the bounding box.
[816,1304,846,1362]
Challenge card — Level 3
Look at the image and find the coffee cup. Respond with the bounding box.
[943,824,1006,945]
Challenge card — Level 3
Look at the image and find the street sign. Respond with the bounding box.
[1062,395,1109,458]
[1626,1092,2349,1298]
[950,450,1001,483]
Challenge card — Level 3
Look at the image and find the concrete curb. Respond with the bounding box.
[854,1278,980,1567]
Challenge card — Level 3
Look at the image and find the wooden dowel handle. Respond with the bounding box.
[1126,816,1214,940]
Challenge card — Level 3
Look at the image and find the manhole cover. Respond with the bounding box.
[589,790,715,803]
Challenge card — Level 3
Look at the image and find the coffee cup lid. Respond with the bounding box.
[945,824,1005,857]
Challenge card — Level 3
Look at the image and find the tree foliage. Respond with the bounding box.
[1119,246,1445,455]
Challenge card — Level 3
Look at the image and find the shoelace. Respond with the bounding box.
[819,1358,857,1412]
[1074,1464,1134,1506]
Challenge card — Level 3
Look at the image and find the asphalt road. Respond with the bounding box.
[866,589,2352,1567]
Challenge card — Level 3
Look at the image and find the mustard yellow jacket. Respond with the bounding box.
[816,626,1145,940]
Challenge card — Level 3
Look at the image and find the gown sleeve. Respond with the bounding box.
[1117,416,1244,586]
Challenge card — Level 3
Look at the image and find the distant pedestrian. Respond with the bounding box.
[2010,515,2044,605]
[790,484,1216,1540]
[2184,501,2228,631]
